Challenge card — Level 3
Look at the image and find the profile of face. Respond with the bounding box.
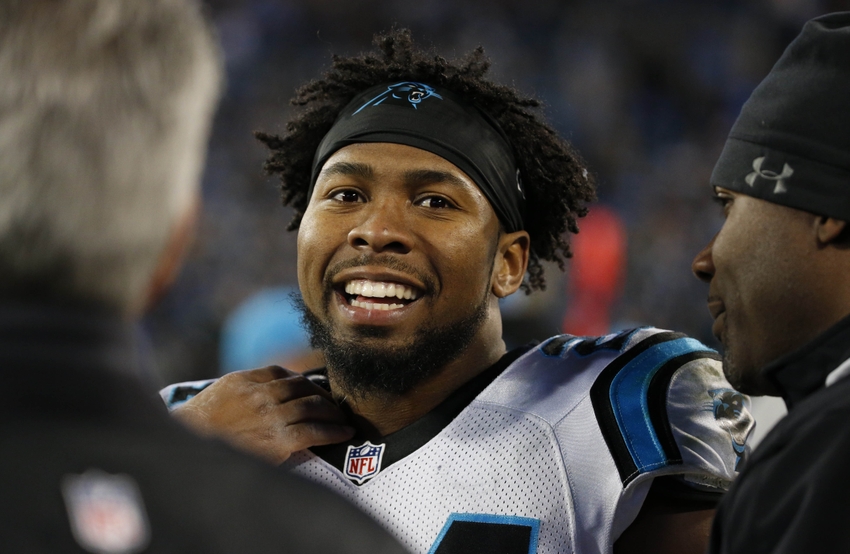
[692,187,821,394]
[296,142,527,396]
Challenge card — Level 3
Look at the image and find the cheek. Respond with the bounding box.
[296,211,337,303]
[713,213,773,295]
[716,214,804,365]
[434,221,499,294]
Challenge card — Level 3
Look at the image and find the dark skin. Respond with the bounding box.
[176,144,527,452]
[177,144,717,553]
[691,187,850,395]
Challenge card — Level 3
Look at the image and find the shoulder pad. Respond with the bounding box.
[581,329,721,485]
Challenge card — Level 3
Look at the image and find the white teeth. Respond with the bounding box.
[350,299,404,310]
[344,279,420,301]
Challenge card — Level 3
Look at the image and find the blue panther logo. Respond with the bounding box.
[709,388,755,470]
[353,82,443,114]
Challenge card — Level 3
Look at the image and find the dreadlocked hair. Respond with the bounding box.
[256,28,596,292]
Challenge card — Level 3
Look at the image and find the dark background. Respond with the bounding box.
[145,0,850,384]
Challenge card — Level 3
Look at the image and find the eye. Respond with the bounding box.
[712,193,733,215]
[416,195,456,209]
[331,189,364,203]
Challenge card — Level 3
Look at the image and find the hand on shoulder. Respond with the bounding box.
[173,366,354,464]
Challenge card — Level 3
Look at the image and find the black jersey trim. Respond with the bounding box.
[309,345,534,484]
[647,350,722,465]
[590,332,682,484]
[589,332,718,486]
[647,475,724,509]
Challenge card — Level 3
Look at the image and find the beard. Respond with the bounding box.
[291,291,489,399]
[719,328,753,393]
[720,329,779,396]
[721,351,749,393]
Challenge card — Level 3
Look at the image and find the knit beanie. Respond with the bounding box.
[711,12,850,219]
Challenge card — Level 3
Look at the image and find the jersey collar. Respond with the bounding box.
[307,345,533,482]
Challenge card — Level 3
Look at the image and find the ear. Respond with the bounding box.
[816,217,847,245]
[491,230,530,298]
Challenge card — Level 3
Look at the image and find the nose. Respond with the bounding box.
[692,234,716,283]
[347,203,414,254]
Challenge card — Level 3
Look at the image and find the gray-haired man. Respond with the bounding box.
[0,1,404,552]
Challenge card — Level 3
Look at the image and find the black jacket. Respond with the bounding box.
[709,314,850,554]
[0,301,406,553]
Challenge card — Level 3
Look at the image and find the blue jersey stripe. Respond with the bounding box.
[609,337,708,472]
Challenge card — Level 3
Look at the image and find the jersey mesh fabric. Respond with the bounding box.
[284,327,751,554]
[287,405,574,553]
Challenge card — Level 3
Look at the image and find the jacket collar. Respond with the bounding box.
[762,312,850,410]
[0,300,145,374]
[0,300,159,419]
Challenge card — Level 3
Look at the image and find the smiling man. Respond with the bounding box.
[168,29,751,554]
[691,12,850,554]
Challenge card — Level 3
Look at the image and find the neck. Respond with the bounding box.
[763,311,850,409]
[327,308,507,437]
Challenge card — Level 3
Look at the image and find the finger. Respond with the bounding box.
[282,421,356,452]
[278,395,350,426]
[266,373,337,403]
[234,365,298,384]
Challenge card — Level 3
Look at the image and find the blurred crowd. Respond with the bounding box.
[146,0,850,383]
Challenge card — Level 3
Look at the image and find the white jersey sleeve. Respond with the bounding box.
[515,327,752,551]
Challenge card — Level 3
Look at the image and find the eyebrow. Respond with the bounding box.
[401,169,471,190]
[318,161,374,180]
[319,163,472,190]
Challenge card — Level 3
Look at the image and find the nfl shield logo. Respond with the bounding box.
[62,469,150,554]
[344,441,386,484]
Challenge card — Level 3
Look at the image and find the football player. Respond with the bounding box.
[165,29,752,554]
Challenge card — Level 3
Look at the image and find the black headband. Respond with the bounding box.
[310,82,526,232]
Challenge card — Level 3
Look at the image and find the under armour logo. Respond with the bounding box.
[745,156,793,194]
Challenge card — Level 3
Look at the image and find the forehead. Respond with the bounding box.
[317,142,476,184]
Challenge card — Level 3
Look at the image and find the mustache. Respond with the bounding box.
[324,254,438,295]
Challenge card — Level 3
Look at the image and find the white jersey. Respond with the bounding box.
[162,327,753,554]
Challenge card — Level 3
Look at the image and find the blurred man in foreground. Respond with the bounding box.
[0,1,405,552]
[166,29,753,554]
[692,12,850,554]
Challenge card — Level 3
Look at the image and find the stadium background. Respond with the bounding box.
[146,0,850,403]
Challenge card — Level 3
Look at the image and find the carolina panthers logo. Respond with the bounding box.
[353,82,443,115]
[709,388,755,471]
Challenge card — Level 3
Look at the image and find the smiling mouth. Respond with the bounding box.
[342,279,421,311]
[707,297,725,319]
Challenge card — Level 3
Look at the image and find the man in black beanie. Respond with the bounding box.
[692,11,850,553]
